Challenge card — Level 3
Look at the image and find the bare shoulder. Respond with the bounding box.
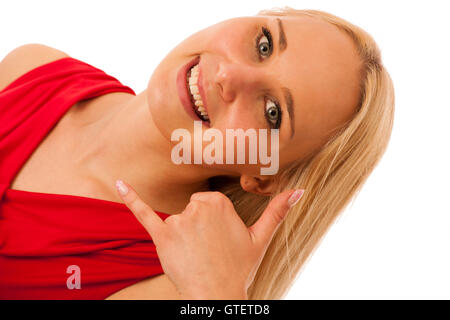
[105,273,182,300]
[0,43,70,92]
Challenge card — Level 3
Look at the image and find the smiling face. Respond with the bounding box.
[146,14,362,177]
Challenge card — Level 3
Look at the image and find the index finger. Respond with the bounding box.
[115,179,166,241]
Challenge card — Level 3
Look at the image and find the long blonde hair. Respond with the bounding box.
[209,7,395,299]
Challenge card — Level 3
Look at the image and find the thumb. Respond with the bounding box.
[249,189,305,250]
[115,179,166,244]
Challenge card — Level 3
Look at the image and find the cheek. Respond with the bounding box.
[204,108,272,166]
[146,66,186,142]
[214,106,263,133]
[207,22,253,58]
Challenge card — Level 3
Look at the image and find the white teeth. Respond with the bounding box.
[189,85,199,94]
[187,63,209,121]
[189,76,198,85]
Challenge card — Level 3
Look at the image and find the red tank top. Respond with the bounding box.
[0,57,170,299]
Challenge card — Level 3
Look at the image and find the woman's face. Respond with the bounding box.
[146,14,362,177]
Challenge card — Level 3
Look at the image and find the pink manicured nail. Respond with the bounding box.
[115,180,128,196]
[287,189,305,208]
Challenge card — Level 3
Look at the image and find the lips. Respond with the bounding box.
[176,56,210,127]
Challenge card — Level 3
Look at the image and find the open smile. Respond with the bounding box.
[176,56,211,127]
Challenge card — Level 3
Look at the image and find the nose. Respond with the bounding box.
[214,61,265,103]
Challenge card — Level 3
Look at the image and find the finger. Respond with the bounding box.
[248,189,305,250]
[190,191,211,202]
[181,199,208,217]
[190,191,227,203]
[115,179,166,241]
[189,191,232,216]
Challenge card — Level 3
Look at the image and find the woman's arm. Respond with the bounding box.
[0,43,69,92]
[106,274,182,300]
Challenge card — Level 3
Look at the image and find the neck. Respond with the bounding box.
[74,90,220,214]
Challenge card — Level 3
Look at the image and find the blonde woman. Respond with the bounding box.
[0,7,394,299]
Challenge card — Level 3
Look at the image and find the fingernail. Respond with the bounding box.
[287,189,305,208]
[115,180,128,196]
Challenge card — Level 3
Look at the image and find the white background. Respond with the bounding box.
[1,0,449,299]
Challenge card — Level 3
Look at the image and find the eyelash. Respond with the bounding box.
[254,27,282,129]
[254,27,273,61]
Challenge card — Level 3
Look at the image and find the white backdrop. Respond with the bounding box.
[1,0,449,299]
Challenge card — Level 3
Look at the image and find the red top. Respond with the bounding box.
[0,57,170,299]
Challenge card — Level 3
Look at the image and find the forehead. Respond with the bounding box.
[263,15,362,160]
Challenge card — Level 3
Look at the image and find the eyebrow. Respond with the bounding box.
[282,87,295,139]
[276,19,294,138]
[276,18,287,52]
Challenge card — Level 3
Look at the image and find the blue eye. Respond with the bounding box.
[254,27,280,128]
[265,99,282,129]
[255,27,273,60]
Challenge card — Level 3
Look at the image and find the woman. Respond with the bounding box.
[0,7,394,299]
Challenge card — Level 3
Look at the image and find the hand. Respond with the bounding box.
[115,179,305,300]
